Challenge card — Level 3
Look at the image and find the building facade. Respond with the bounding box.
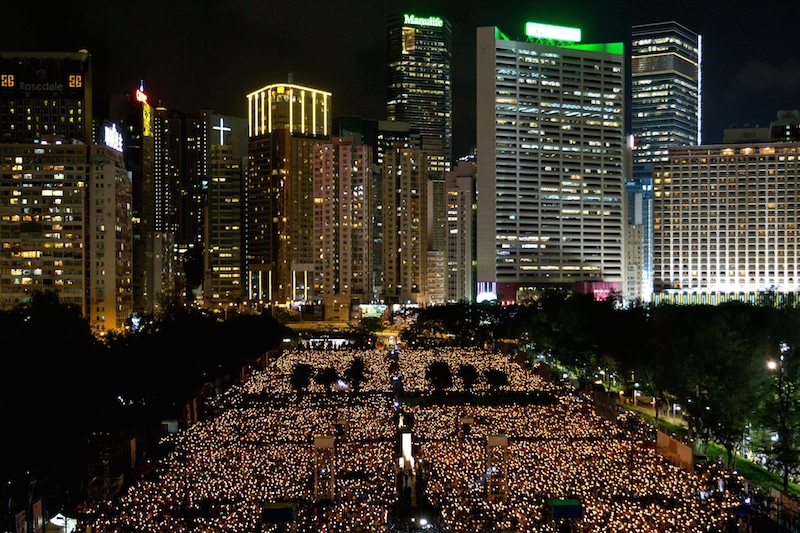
[313,137,373,321]
[629,21,701,302]
[0,138,133,331]
[204,115,247,310]
[476,23,626,303]
[387,13,452,177]
[445,159,477,303]
[382,143,427,305]
[630,21,702,163]
[110,83,174,316]
[87,141,133,331]
[653,144,800,300]
[246,82,331,305]
[0,50,92,144]
[333,116,421,301]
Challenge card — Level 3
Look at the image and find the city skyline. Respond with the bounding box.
[3,1,800,159]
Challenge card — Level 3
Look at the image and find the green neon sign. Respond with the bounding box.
[525,22,581,42]
[404,14,444,28]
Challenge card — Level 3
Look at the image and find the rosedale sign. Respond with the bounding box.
[404,14,444,28]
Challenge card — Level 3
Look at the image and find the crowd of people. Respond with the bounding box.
[78,346,750,532]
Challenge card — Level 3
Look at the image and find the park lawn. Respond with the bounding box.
[705,442,800,499]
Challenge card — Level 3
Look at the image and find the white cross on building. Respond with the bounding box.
[213,117,232,145]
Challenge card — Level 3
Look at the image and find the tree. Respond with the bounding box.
[425,360,453,395]
[484,368,509,395]
[686,303,770,467]
[344,357,368,393]
[290,363,314,396]
[762,307,800,493]
[314,366,340,394]
[457,363,479,393]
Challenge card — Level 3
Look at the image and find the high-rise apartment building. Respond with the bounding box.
[427,176,446,305]
[629,21,701,302]
[246,81,331,305]
[313,137,373,321]
[205,115,246,309]
[445,159,477,303]
[0,50,133,330]
[0,141,88,311]
[476,23,626,303]
[387,13,452,177]
[87,140,133,331]
[382,143,427,305]
[653,143,800,302]
[0,51,92,144]
[0,136,133,331]
[333,116,421,301]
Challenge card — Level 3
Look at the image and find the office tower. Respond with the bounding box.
[382,143,427,305]
[476,23,626,303]
[387,13,452,176]
[246,81,331,305]
[205,114,247,309]
[445,159,477,303]
[0,50,92,144]
[87,138,133,331]
[333,116,422,301]
[150,107,214,306]
[653,143,800,303]
[179,109,212,249]
[110,83,173,316]
[631,21,701,163]
[313,137,373,321]
[0,136,133,331]
[629,22,701,302]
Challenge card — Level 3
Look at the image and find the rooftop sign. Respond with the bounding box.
[525,22,581,42]
[404,14,444,28]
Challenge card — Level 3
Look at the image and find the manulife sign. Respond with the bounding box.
[404,14,444,28]
[525,22,581,42]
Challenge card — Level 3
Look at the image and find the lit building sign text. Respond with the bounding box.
[404,14,444,28]
[104,123,124,152]
[525,22,582,42]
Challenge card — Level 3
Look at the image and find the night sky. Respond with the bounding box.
[3,0,800,157]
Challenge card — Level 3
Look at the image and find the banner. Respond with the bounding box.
[32,499,43,533]
[15,509,25,533]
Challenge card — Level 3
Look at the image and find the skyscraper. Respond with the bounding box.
[387,13,452,176]
[0,50,133,330]
[205,114,247,309]
[445,159,477,303]
[110,83,173,316]
[246,81,331,305]
[476,23,626,303]
[333,116,422,301]
[0,50,92,144]
[382,143,427,305]
[313,137,373,320]
[0,136,133,331]
[87,140,133,331]
[630,21,701,163]
[629,21,701,302]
